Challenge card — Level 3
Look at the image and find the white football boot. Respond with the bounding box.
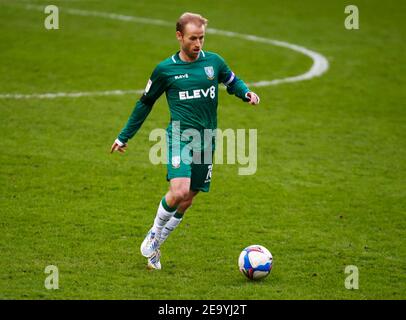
[140,228,159,258]
[147,249,162,270]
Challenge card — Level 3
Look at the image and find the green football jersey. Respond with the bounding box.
[117,50,250,144]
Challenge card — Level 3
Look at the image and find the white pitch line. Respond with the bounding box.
[0,89,144,100]
[0,4,329,99]
[206,30,329,86]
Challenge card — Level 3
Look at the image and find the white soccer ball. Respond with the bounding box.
[238,245,273,280]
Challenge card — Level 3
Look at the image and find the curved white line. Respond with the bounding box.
[0,5,329,99]
[206,30,329,87]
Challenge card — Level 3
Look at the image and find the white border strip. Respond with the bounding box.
[0,5,329,99]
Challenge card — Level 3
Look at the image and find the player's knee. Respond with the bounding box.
[173,188,190,202]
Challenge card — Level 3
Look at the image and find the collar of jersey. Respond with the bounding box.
[173,50,205,64]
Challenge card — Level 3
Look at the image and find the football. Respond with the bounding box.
[238,245,273,280]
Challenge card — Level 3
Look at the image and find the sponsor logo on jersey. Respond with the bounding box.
[179,86,216,100]
[204,66,215,80]
[174,73,189,80]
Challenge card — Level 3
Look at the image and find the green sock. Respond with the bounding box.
[162,196,178,212]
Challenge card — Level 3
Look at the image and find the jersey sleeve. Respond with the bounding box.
[117,65,167,143]
[140,65,167,107]
[217,55,250,101]
[117,100,153,143]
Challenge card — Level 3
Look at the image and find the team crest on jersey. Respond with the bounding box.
[171,156,181,169]
[204,66,215,80]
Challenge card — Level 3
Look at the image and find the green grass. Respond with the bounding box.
[0,0,405,299]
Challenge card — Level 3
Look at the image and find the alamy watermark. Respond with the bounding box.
[149,121,257,175]
[344,265,359,289]
[44,5,59,30]
[44,265,59,290]
[344,5,359,30]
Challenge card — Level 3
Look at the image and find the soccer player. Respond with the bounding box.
[111,12,260,270]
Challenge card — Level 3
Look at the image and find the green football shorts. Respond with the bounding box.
[166,139,214,192]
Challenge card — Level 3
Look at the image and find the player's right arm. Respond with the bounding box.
[111,65,166,153]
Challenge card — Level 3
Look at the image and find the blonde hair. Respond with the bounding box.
[176,12,208,34]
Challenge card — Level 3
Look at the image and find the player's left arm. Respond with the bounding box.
[218,56,260,105]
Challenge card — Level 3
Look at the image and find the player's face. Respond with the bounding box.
[177,23,205,60]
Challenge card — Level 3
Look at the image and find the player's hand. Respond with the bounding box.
[246,92,260,105]
[110,139,128,153]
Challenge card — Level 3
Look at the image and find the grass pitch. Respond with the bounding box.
[0,0,405,299]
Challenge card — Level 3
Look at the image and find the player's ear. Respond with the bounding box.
[176,31,183,41]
